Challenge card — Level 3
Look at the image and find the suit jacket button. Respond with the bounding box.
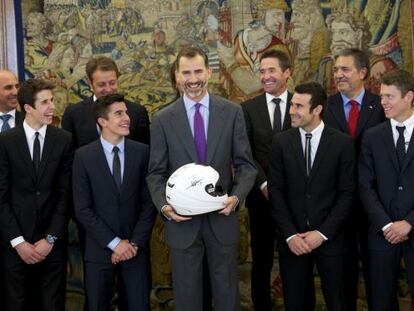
[36,191,40,196]
[306,194,311,199]
[398,186,403,191]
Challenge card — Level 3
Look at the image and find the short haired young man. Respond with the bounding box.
[0,78,73,311]
[72,93,156,311]
[268,82,356,310]
[359,69,414,310]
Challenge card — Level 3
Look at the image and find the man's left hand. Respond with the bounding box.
[218,196,238,216]
[34,239,54,257]
[298,231,324,250]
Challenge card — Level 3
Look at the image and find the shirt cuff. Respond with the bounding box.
[107,237,121,251]
[259,181,267,191]
[10,236,25,248]
[286,234,296,243]
[316,230,328,241]
[382,222,393,231]
[161,205,172,221]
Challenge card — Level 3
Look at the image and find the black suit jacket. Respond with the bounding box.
[62,97,150,149]
[324,90,385,152]
[0,125,73,243]
[72,139,156,263]
[15,111,24,126]
[359,121,414,250]
[268,126,356,255]
[242,92,292,188]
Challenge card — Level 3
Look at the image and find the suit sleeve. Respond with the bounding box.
[130,148,157,247]
[242,104,267,187]
[146,113,170,212]
[72,150,118,248]
[131,103,150,145]
[317,137,356,239]
[229,107,257,203]
[359,133,392,232]
[0,138,23,241]
[45,135,73,239]
[268,136,298,239]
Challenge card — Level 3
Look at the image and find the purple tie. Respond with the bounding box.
[194,103,207,163]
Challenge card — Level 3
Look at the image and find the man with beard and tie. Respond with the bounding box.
[241,49,292,311]
[147,46,257,311]
[0,70,24,132]
[324,48,385,310]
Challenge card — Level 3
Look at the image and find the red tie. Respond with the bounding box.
[348,100,359,139]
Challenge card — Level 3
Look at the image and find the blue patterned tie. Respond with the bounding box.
[0,114,11,132]
[194,103,207,164]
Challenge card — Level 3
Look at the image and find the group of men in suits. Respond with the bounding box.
[1,43,414,311]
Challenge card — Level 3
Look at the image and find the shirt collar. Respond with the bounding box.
[390,112,414,128]
[183,92,210,111]
[341,88,365,107]
[0,109,16,118]
[299,120,325,138]
[266,89,288,104]
[23,120,47,139]
[100,136,125,154]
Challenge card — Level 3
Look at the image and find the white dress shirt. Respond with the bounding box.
[265,89,288,130]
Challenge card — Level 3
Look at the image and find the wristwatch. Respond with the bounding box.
[45,234,58,245]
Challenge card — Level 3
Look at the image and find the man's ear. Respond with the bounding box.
[97,116,106,128]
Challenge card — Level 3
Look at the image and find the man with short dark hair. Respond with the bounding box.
[0,70,24,132]
[0,78,73,311]
[72,93,156,311]
[147,46,257,311]
[359,69,414,311]
[324,48,385,310]
[62,56,149,148]
[241,49,292,311]
[268,82,356,310]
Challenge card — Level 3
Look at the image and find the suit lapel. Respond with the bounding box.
[37,126,57,181]
[206,98,225,163]
[257,94,273,133]
[85,97,100,137]
[330,94,348,133]
[381,121,400,172]
[120,140,135,197]
[402,127,414,172]
[289,129,307,177]
[15,126,37,182]
[357,92,376,138]
[282,92,292,130]
[170,99,198,162]
[308,127,331,183]
[94,141,120,196]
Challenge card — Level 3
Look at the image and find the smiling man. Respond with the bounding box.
[72,93,156,311]
[0,78,73,311]
[147,46,257,311]
[241,49,292,311]
[268,82,356,311]
[359,69,414,311]
[323,48,385,310]
[0,70,24,132]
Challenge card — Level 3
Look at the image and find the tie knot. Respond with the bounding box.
[396,126,406,135]
[305,133,312,139]
[35,132,40,138]
[0,114,11,122]
[113,146,120,154]
[195,103,202,111]
[272,98,281,105]
[349,100,358,108]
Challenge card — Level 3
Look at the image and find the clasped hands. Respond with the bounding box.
[287,231,325,256]
[15,239,53,265]
[383,220,412,244]
[111,239,138,265]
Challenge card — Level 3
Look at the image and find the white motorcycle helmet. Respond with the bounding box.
[166,163,228,216]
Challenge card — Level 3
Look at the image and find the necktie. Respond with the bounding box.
[112,146,122,191]
[272,98,282,134]
[396,126,406,169]
[33,132,40,174]
[194,103,207,164]
[0,114,11,132]
[305,133,312,176]
[348,100,359,139]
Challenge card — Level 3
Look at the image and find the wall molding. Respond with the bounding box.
[0,0,18,74]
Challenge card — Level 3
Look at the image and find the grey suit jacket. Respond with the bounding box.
[147,94,257,249]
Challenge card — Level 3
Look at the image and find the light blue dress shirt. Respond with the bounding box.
[341,88,365,122]
[183,93,210,139]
